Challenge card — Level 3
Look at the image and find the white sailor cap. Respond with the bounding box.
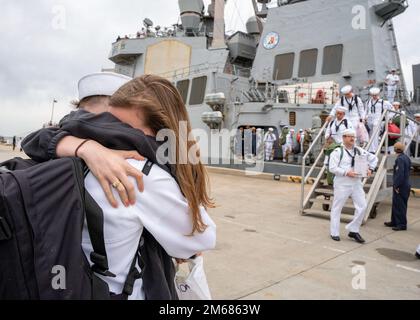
[392,101,401,106]
[341,85,352,95]
[268,128,274,132]
[343,128,356,137]
[290,128,295,132]
[414,113,420,118]
[78,72,132,101]
[369,87,381,96]
[336,106,347,113]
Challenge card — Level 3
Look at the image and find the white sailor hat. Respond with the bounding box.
[336,106,347,113]
[341,85,352,95]
[343,128,356,137]
[369,87,381,96]
[392,101,401,106]
[414,113,420,118]
[268,128,274,132]
[78,72,132,101]
[290,128,295,132]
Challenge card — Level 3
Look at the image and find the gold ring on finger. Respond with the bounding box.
[112,180,122,189]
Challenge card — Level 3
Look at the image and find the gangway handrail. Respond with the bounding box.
[300,120,329,213]
[300,108,420,217]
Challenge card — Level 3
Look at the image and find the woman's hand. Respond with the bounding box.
[176,252,203,264]
[78,140,145,208]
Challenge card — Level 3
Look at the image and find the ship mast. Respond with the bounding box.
[211,0,227,48]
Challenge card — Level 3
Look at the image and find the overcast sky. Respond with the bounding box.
[0,0,419,137]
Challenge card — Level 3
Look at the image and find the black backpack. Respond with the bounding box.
[0,157,177,300]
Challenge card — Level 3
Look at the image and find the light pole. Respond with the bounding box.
[50,99,58,125]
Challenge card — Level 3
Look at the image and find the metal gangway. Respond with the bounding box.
[299,110,420,223]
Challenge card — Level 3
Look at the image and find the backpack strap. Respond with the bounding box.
[118,160,156,299]
[119,237,145,299]
[75,159,116,278]
[84,191,116,278]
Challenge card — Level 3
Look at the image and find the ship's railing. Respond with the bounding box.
[270,83,340,105]
[158,62,251,81]
[299,120,329,213]
[158,62,223,80]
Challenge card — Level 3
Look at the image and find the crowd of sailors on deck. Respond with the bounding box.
[115,27,175,42]
[235,82,420,164]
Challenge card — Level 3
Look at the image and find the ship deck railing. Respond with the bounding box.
[158,62,251,81]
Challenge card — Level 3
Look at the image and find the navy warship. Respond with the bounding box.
[107,0,418,166]
[105,0,420,223]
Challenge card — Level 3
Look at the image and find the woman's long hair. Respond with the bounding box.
[110,75,214,234]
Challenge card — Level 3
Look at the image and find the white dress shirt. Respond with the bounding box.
[82,159,217,300]
[329,146,378,186]
[325,117,353,144]
[330,96,366,127]
[386,74,400,86]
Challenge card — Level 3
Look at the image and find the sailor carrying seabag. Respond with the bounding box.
[324,106,352,185]
[328,129,378,243]
[328,85,365,132]
[366,87,392,153]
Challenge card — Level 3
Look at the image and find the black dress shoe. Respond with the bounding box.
[392,226,407,231]
[416,252,420,259]
[348,232,366,244]
[384,222,395,228]
[331,236,341,242]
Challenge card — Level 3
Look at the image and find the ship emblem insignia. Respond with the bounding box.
[263,32,279,50]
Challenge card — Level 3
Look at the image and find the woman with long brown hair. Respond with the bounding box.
[48,74,217,299]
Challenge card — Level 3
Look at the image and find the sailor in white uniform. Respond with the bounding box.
[388,101,403,122]
[282,128,295,162]
[366,87,392,153]
[83,159,217,300]
[325,106,353,144]
[264,128,277,161]
[256,128,264,160]
[385,69,400,103]
[329,129,378,243]
[328,85,365,131]
[408,113,420,157]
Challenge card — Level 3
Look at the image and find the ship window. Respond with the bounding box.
[176,80,190,104]
[298,49,318,77]
[273,53,295,80]
[289,112,296,126]
[190,76,207,105]
[322,44,343,75]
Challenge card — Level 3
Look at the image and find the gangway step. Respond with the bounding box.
[315,184,372,196]
[302,209,354,223]
[309,198,355,209]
